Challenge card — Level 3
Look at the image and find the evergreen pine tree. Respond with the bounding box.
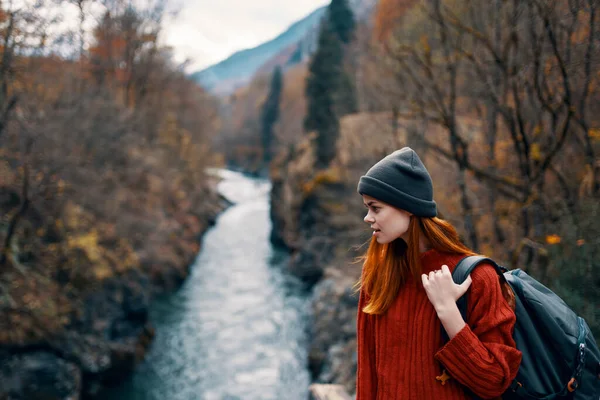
[334,64,358,117]
[328,0,355,44]
[329,0,358,116]
[260,66,283,169]
[304,24,344,168]
[304,0,358,168]
[304,24,342,132]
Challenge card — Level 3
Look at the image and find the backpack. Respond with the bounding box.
[448,255,600,400]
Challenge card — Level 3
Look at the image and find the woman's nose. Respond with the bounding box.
[364,213,374,223]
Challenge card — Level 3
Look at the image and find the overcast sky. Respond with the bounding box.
[43,0,329,73]
[161,1,330,72]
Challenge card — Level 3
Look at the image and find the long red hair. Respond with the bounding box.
[356,216,475,315]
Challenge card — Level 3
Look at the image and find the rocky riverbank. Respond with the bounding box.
[0,175,230,399]
[268,113,439,395]
[270,158,365,394]
[268,111,536,395]
[268,114,403,394]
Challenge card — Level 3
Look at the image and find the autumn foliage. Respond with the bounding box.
[373,0,419,42]
[0,0,222,374]
[267,0,599,342]
[362,0,600,335]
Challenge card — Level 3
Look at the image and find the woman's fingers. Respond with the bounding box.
[457,274,473,296]
[422,264,472,309]
[423,266,454,286]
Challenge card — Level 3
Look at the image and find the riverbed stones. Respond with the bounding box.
[0,351,82,400]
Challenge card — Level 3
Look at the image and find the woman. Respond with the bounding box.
[355,147,522,400]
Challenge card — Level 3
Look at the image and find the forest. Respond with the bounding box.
[231,0,599,337]
[0,0,598,397]
[0,0,225,396]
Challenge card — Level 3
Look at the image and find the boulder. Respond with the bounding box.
[0,351,82,400]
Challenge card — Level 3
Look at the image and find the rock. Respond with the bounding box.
[0,351,82,400]
[317,340,358,395]
[50,323,154,397]
[73,271,151,341]
[287,247,325,285]
[308,274,358,391]
[0,269,158,399]
[309,384,353,400]
[0,269,154,400]
[0,172,229,399]
[268,142,369,393]
[268,177,291,250]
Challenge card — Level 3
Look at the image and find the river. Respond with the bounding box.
[105,169,311,400]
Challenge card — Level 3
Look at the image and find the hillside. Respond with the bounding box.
[191,0,377,96]
[190,7,326,95]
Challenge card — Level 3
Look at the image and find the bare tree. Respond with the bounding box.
[373,0,599,260]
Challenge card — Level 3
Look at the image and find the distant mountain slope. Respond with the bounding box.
[190,7,327,95]
[191,0,377,96]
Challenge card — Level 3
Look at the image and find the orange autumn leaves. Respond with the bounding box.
[373,0,419,42]
[545,235,586,247]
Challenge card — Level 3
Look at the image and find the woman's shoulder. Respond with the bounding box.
[466,260,516,318]
[420,249,466,273]
[468,260,504,294]
[421,250,503,284]
[443,253,501,280]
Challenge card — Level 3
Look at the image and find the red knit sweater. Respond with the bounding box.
[356,249,522,400]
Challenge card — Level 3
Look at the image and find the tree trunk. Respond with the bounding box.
[457,167,479,251]
[1,164,30,266]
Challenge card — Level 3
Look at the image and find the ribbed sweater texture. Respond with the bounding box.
[356,249,522,400]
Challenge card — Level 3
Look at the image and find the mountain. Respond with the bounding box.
[191,0,377,96]
[190,7,327,95]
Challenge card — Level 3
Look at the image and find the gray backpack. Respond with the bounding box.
[448,256,600,399]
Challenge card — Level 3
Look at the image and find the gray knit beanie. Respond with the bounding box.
[357,147,437,217]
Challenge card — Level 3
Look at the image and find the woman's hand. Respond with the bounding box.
[421,264,472,313]
[422,265,473,339]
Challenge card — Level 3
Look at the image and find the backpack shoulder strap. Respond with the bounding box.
[452,255,502,285]
[441,256,506,342]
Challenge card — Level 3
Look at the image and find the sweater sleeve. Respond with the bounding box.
[434,263,522,399]
[356,288,377,399]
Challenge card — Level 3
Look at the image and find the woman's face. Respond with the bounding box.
[362,195,412,244]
